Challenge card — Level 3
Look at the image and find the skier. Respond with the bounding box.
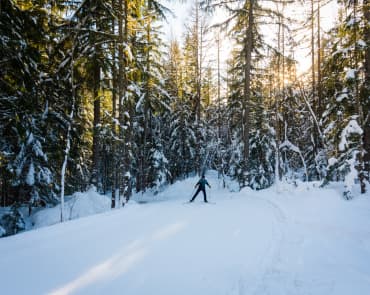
[190,175,211,203]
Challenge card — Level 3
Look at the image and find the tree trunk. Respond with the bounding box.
[118,0,124,205]
[242,0,254,185]
[311,0,316,99]
[362,0,370,184]
[91,52,101,191]
[311,0,321,180]
[195,1,201,175]
[111,0,117,208]
[60,38,76,222]
[275,9,281,184]
[352,0,365,193]
[195,1,201,123]
[217,31,221,140]
[121,0,132,203]
[317,0,322,118]
[144,16,152,191]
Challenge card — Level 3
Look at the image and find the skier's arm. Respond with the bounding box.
[194,181,200,188]
[206,180,211,188]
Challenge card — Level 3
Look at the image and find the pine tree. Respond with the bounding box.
[0,0,58,207]
[320,1,368,197]
[132,0,171,192]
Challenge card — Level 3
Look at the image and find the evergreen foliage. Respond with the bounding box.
[0,203,25,236]
[1,0,370,235]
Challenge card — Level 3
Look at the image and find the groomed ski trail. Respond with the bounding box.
[0,190,283,295]
[1,173,370,295]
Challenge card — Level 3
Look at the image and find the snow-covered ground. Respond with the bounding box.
[1,172,370,295]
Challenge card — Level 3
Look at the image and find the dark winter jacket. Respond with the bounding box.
[196,178,210,190]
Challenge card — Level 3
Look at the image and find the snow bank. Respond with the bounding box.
[31,187,111,228]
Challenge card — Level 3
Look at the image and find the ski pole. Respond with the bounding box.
[188,187,196,200]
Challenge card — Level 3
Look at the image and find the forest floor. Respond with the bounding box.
[1,172,370,295]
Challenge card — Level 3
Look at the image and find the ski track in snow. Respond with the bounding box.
[1,174,370,295]
[250,196,287,295]
[252,196,333,295]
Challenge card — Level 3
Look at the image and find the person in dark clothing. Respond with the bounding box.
[190,175,211,203]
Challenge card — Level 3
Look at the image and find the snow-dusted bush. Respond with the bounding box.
[0,225,6,237]
[0,204,25,236]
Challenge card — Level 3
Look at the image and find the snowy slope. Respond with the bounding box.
[1,173,370,295]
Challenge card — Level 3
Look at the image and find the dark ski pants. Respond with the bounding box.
[190,187,207,202]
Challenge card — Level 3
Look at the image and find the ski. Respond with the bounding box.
[182,201,215,205]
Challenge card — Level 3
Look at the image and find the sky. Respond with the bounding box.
[161,0,193,42]
[159,0,339,82]
[160,0,233,96]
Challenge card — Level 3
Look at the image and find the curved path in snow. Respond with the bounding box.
[1,176,370,295]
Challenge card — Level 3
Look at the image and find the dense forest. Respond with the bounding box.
[0,0,369,230]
